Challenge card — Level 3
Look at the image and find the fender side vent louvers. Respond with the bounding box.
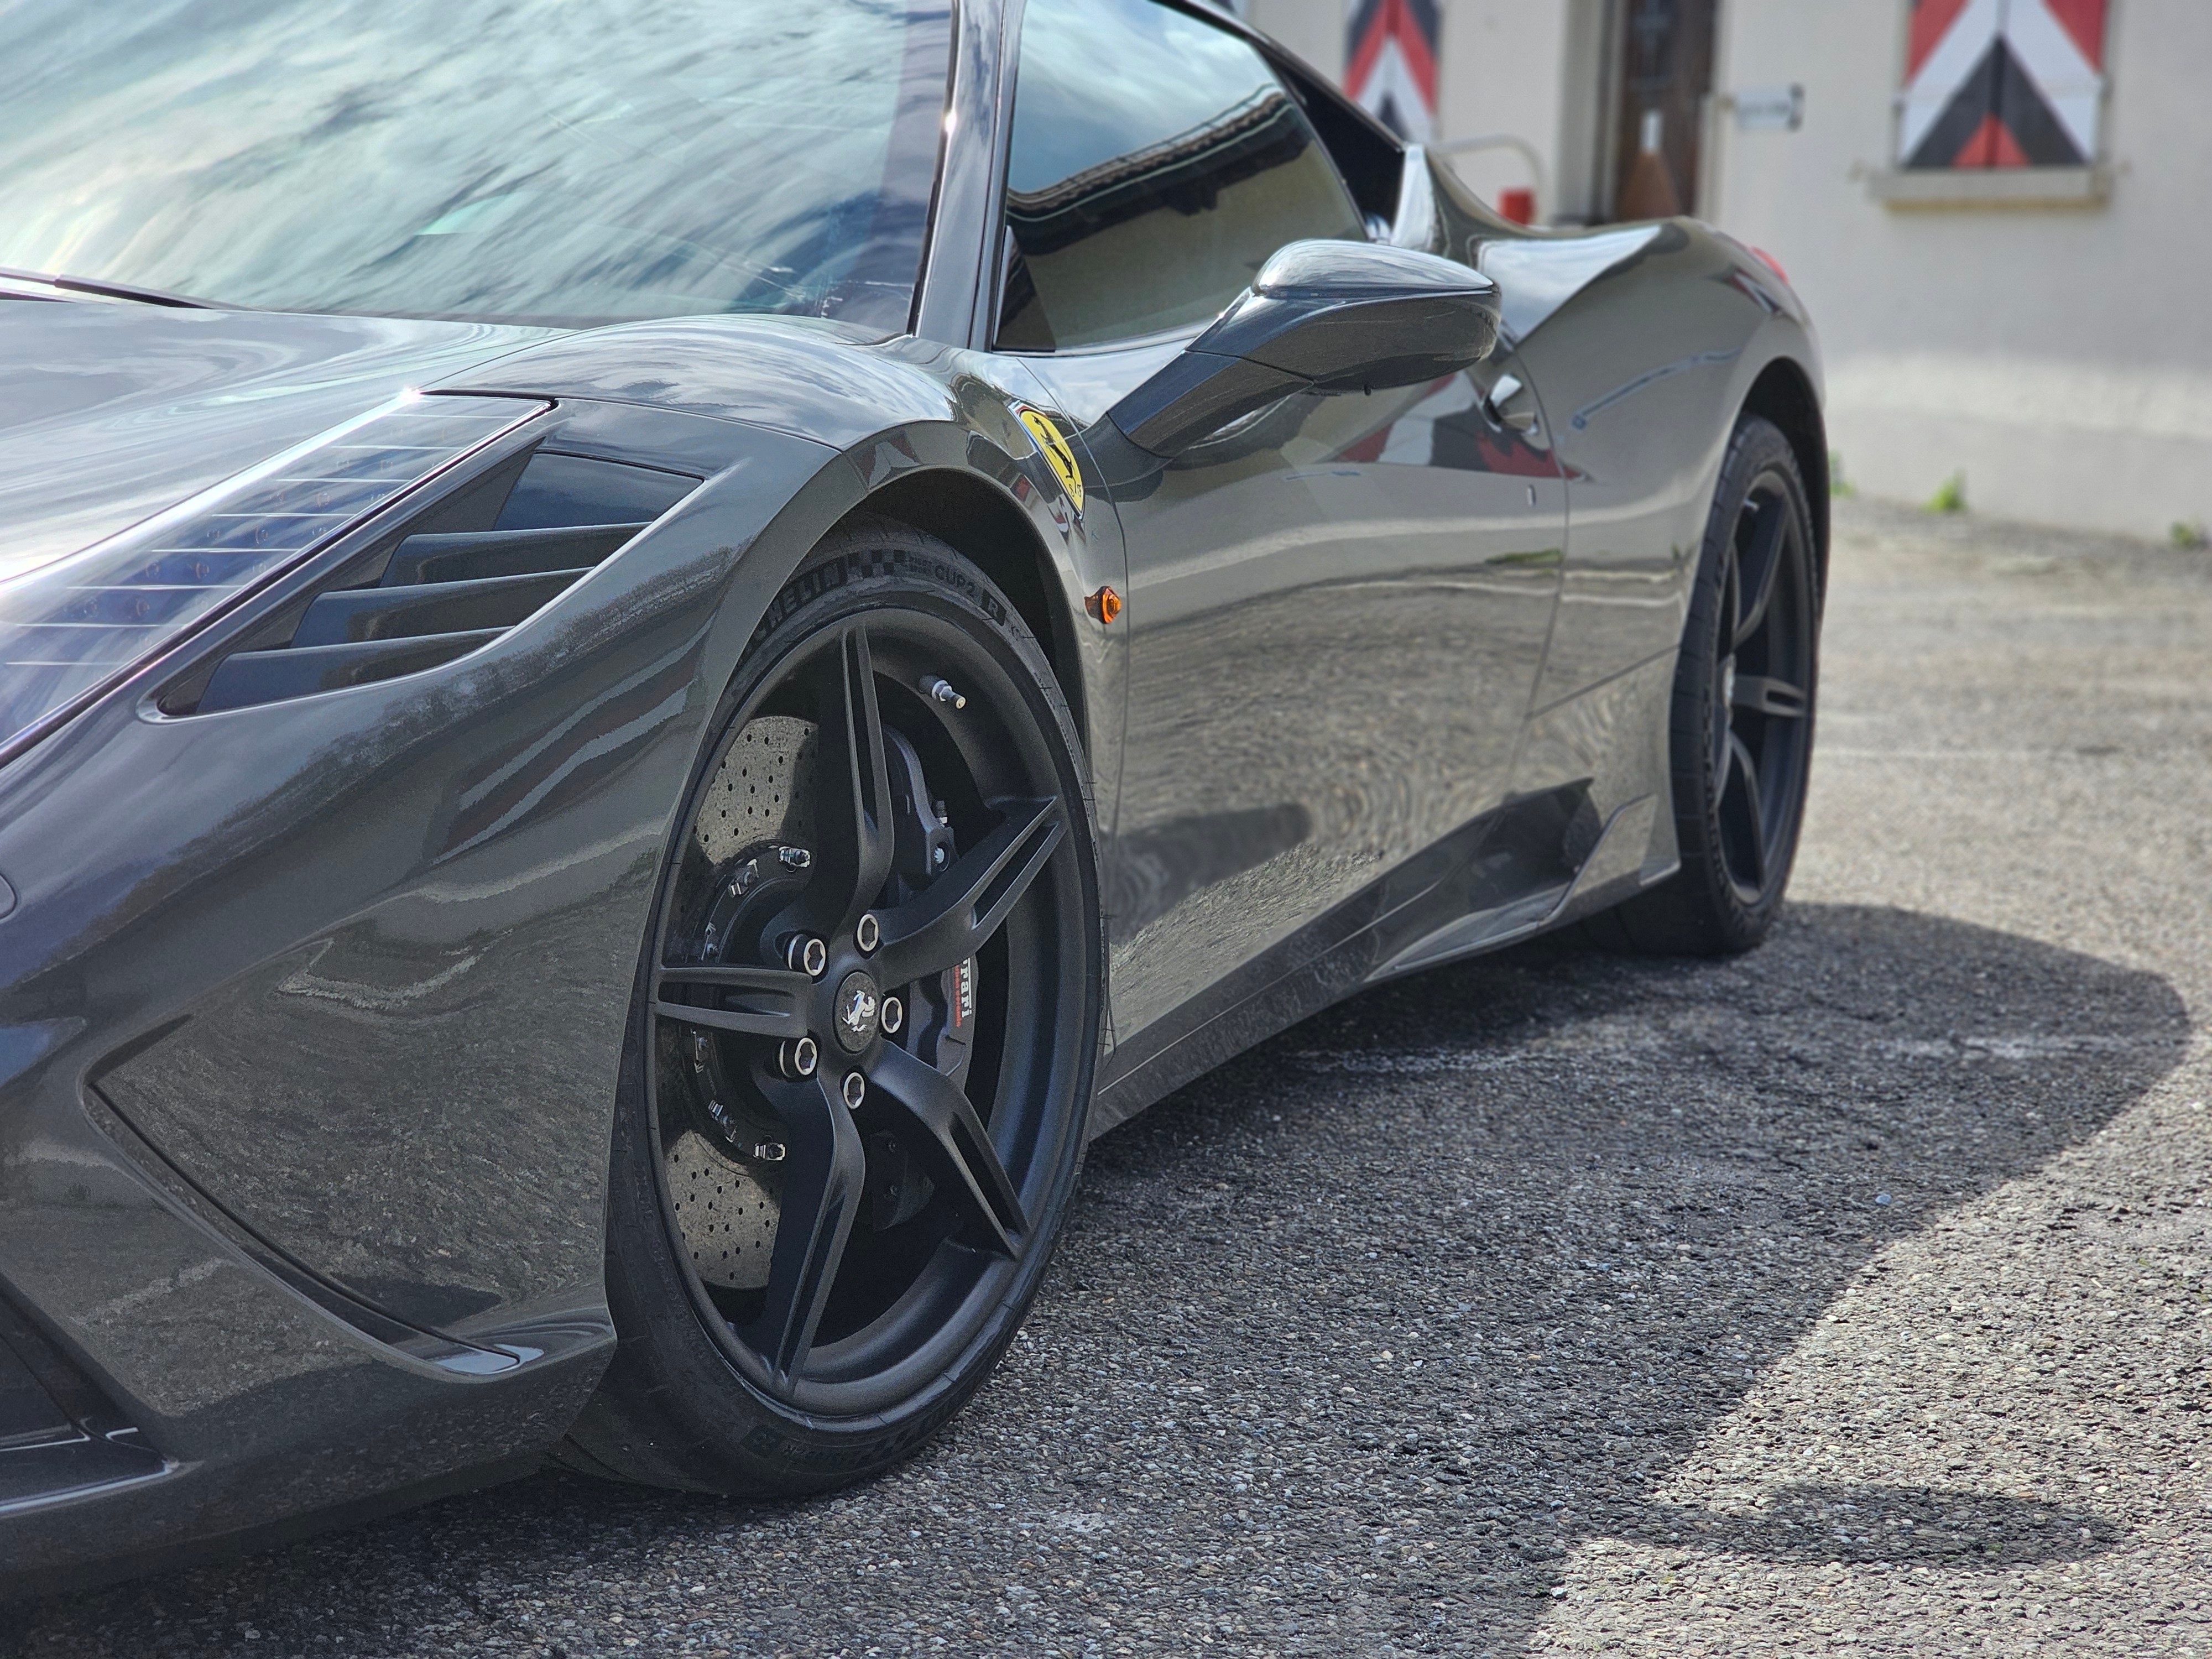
[183,450,695,716]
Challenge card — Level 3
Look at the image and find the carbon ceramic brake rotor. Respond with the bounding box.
[666,1129,778,1291]
[696,713,819,867]
[665,714,826,1291]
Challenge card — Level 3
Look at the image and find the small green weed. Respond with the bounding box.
[1926,472,1968,514]
[2171,520,2209,551]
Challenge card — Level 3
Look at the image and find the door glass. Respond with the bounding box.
[997,0,1364,351]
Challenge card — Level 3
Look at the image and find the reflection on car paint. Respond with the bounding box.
[1568,347,1741,432]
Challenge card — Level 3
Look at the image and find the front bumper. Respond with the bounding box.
[0,399,841,1590]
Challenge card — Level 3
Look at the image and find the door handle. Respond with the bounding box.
[1485,373,1539,434]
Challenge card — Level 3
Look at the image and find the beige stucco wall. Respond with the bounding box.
[1248,0,1608,220]
[1244,0,1342,82]
[1245,0,2212,539]
[1707,0,2212,539]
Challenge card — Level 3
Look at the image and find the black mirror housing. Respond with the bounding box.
[1107,240,1500,458]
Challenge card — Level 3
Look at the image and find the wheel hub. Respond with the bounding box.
[832,968,882,1053]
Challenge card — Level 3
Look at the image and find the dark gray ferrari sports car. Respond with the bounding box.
[0,0,1825,1590]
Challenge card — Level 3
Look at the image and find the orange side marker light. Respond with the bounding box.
[1086,586,1122,625]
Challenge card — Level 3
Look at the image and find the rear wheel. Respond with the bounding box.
[1590,415,1819,956]
[560,520,1100,1492]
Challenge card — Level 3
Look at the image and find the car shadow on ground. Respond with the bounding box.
[1044,900,2188,1652]
[12,902,2192,1658]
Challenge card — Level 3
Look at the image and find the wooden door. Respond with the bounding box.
[1609,0,1717,220]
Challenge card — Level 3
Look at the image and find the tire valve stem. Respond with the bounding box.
[924,676,966,711]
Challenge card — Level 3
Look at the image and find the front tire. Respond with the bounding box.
[559,518,1102,1494]
[1592,414,1820,956]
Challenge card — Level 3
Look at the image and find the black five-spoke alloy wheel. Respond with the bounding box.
[560,520,1100,1491]
[1598,414,1820,954]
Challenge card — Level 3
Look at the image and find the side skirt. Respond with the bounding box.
[1088,783,1674,1138]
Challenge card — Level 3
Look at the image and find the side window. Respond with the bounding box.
[995,0,1366,352]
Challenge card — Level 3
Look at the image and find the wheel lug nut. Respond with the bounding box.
[842,1071,867,1110]
[779,1035,819,1078]
[880,995,903,1036]
[931,845,948,870]
[786,934,828,978]
[856,913,880,953]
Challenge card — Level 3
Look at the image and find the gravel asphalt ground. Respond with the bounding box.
[10,496,2211,1657]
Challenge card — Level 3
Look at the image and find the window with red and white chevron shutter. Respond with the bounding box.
[1345,0,1439,144]
[1899,0,2107,169]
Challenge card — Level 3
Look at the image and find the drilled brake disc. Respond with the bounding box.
[666,1130,779,1290]
[695,714,819,867]
[664,714,825,1291]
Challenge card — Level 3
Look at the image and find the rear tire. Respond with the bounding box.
[557,518,1101,1494]
[1589,415,1820,956]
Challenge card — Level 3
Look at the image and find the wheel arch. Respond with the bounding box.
[837,466,1091,759]
[1741,356,1829,593]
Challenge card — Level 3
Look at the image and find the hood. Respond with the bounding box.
[0,302,557,582]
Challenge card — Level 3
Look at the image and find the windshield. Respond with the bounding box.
[0,0,951,331]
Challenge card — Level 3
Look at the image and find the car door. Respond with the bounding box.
[990,0,1564,1065]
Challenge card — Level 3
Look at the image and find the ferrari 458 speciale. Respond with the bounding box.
[0,0,1825,1588]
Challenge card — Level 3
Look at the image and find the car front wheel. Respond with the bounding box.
[559,517,1102,1492]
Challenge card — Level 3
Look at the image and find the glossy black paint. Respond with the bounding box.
[0,0,1821,1590]
[1107,239,1500,457]
[1200,240,1500,387]
[0,304,552,581]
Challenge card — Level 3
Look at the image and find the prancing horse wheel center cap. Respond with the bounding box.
[833,969,881,1053]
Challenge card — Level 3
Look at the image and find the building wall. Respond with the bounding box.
[1244,0,2212,540]
[1248,1,1611,221]
[1707,0,2212,539]
[1244,0,1343,83]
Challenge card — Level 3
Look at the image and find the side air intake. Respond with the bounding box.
[179,449,695,716]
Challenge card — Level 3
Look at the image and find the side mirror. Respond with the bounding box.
[1106,240,1500,458]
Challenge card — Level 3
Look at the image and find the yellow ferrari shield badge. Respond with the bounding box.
[1016,406,1084,514]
